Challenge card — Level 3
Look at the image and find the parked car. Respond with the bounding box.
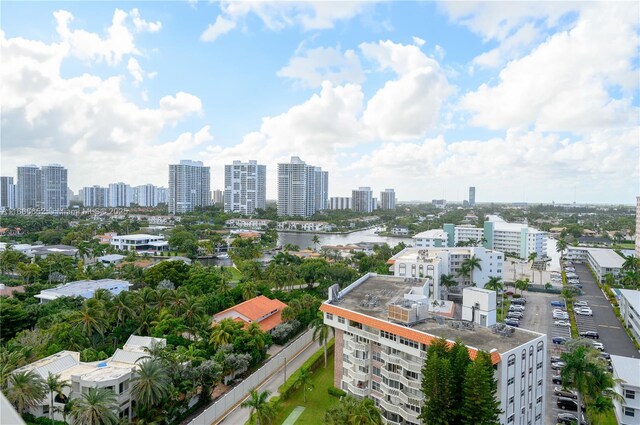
[557,413,586,425]
[574,301,589,307]
[511,298,527,305]
[570,284,583,289]
[557,396,584,411]
[579,331,599,339]
[504,319,520,327]
[554,386,578,399]
[550,356,562,363]
[553,308,567,313]
[504,290,514,296]
[554,320,571,327]
[552,375,563,385]
[551,301,566,307]
[553,313,570,320]
[507,313,524,320]
[551,361,567,370]
[575,308,593,316]
[592,342,605,351]
[509,305,525,312]
[600,352,611,360]
[553,336,568,344]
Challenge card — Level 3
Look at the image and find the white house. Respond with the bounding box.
[35,279,131,303]
[617,289,640,341]
[110,234,168,252]
[412,229,448,247]
[611,355,640,424]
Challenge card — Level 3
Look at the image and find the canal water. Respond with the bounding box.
[277,227,410,249]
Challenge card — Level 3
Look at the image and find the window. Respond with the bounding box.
[43,405,50,414]
[536,362,543,370]
[381,331,397,342]
[508,357,516,366]
[406,371,419,380]
[373,367,381,377]
[536,396,542,404]
[338,317,345,324]
[625,389,636,400]
[509,396,514,404]
[507,378,515,385]
[326,313,334,320]
[373,351,382,362]
[624,407,635,417]
[372,381,380,391]
[507,414,515,423]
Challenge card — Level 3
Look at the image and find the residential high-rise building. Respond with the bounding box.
[40,164,68,210]
[156,187,168,205]
[168,160,211,214]
[83,186,109,207]
[277,156,328,217]
[321,273,547,425]
[212,189,223,205]
[469,186,476,206]
[352,187,374,213]
[0,176,16,209]
[108,183,132,207]
[224,160,266,214]
[134,184,158,207]
[380,188,396,210]
[329,197,352,210]
[16,165,42,209]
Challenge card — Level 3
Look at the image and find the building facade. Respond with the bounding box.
[321,274,546,425]
[611,355,640,424]
[469,186,476,206]
[224,160,266,215]
[380,189,396,210]
[134,184,159,207]
[618,289,640,341]
[111,234,168,252]
[108,182,132,207]
[329,197,352,210]
[277,156,328,217]
[564,246,625,283]
[636,196,640,259]
[168,160,211,214]
[16,165,42,208]
[412,229,448,248]
[40,164,68,210]
[83,186,109,207]
[212,189,223,205]
[443,224,485,246]
[352,187,374,213]
[0,176,15,209]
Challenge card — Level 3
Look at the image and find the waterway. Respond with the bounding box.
[277,227,410,249]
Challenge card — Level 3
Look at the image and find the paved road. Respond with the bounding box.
[217,338,323,425]
[573,264,638,358]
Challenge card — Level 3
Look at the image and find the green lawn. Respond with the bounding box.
[228,266,243,282]
[272,354,339,425]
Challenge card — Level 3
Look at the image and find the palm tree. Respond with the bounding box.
[556,238,568,259]
[311,312,332,367]
[210,319,237,350]
[280,306,297,322]
[46,372,70,424]
[246,322,267,352]
[311,235,320,252]
[294,367,314,403]
[460,256,482,286]
[484,276,503,294]
[69,301,108,338]
[241,389,276,425]
[69,387,118,425]
[440,274,458,291]
[6,370,46,415]
[515,278,529,296]
[130,360,170,409]
[241,282,257,301]
[112,291,136,328]
[325,395,382,425]
[0,349,26,391]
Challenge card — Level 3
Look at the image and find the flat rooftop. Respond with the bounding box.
[112,234,164,240]
[587,248,625,268]
[36,279,131,300]
[330,274,543,354]
[618,289,640,312]
[610,355,640,388]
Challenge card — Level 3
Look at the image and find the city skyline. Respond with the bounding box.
[1,2,638,203]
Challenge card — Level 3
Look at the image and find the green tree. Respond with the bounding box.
[440,274,458,290]
[449,341,471,424]
[311,311,332,367]
[484,276,503,294]
[325,395,381,425]
[460,351,501,424]
[556,238,568,259]
[419,351,452,425]
[311,235,320,252]
[6,370,46,415]
[459,256,482,286]
[45,372,70,424]
[515,278,529,296]
[130,360,170,410]
[69,387,118,425]
[241,389,277,425]
[294,367,314,403]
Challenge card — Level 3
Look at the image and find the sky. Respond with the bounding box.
[1,1,638,204]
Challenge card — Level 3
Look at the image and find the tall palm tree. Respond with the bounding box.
[0,349,26,391]
[556,238,568,259]
[6,370,46,415]
[112,291,136,328]
[460,256,482,286]
[246,322,267,352]
[440,274,458,291]
[130,360,170,410]
[484,276,503,294]
[241,389,276,425]
[515,278,529,296]
[69,387,118,425]
[69,301,108,338]
[311,235,320,252]
[311,312,332,367]
[46,372,70,424]
[241,282,257,301]
[209,319,237,350]
[295,367,314,403]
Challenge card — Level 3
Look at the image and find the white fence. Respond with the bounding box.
[186,328,316,425]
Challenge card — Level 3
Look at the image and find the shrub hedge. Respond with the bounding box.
[327,386,347,398]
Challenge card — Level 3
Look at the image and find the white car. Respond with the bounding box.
[592,342,605,351]
[576,308,593,316]
[574,301,589,307]
[554,313,570,320]
[554,320,571,327]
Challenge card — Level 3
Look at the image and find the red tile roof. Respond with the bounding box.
[214,295,288,332]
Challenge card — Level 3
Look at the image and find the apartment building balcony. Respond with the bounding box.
[351,369,369,382]
[382,352,422,373]
[349,326,380,342]
[378,397,404,416]
[353,341,369,352]
[344,381,370,397]
[352,356,369,367]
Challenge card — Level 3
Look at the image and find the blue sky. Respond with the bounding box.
[1,1,638,203]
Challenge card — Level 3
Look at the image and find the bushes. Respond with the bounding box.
[22,413,67,425]
[278,339,334,401]
[328,386,346,398]
[271,320,301,345]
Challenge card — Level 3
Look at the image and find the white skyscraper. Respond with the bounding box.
[134,184,158,207]
[156,187,168,205]
[168,160,211,214]
[277,156,328,217]
[380,188,396,210]
[83,186,109,207]
[0,176,16,209]
[16,165,42,209]
[41,164,68,210]
[224,160,266,215]
[352,187,374,213]
[108,183,132,207]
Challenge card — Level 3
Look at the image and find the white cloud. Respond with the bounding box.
[471,22,538,69]
[201,1,370,41]
[130,8,162,33]
[412,36,425,46]
[277,46,365,88]
[201,15,237,42]
[360,40,452,141]
[460,3,638,132]
[127,57,144,84]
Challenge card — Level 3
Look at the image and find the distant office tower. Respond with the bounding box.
[352,187,374,213]
[432,199,447,209]
[135,184,158,207]
[224,160,266,214]
[16,165,42,209]
[469,186,476,206]
[277,157,328,217]
[212,189,223,205]
[380,188,396,210]
[40,164,68,210]
[156,187,168,204]
[329,197,352,210]
[168,160,211,214]
[0,177,16,209]
[83,186,109,207]
[108,183,132,207]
